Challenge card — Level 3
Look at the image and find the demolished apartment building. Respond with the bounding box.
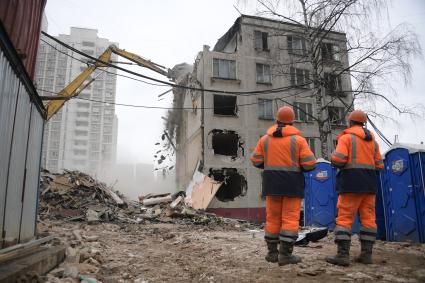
[170,15,353,222]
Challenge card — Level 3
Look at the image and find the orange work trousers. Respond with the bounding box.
[336,193,376,229]
[265,196,302,234]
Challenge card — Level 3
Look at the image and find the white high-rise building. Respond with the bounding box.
[35,27,118,177]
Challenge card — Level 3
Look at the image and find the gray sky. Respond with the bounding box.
[44,0,425,165]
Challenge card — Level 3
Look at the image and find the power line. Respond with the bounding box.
[37,87,315,111]
[367,116,392,147]
[40,38,170,87]
[41,31,315,96]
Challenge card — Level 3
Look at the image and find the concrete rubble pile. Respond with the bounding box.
[39,170,140,224]
[137,192,258,228]
[39,170,257,229]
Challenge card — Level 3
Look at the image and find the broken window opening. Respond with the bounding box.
[210,129,243,157]
[213,95,238,116]
[324,73,343,96]
[209,168,247,202]
[321,43,341,62]
[328,106,347,126]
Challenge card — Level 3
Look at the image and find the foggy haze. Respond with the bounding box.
[43,0,425,196]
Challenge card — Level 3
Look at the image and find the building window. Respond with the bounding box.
[256,64,271,84]
[213,94,237,116]
[287,36,306,55]
[213,58,236,79]
[75,130,88,136]
[103,135,112,143]
[258,99,274,120]
[75,121,89,127]
[92,115,101,123]
[82,41,95,47]
[294,102,313,122]
[328,106,346,125]
[90,143,100,151]
[82,49,94,56]
[51,141,60,149]
[321,43,341,61]
[73,149,87,156]
[306,138,316,155]
[49,150,59,159]
[324,73,343,95]
[77,112,89,118]
[290,67,310,87]
[74,140,87,146]
[254,30,269,51]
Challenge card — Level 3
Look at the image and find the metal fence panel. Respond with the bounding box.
[0,50,19,245]
[19,104,44,243]
[3,82,31,246]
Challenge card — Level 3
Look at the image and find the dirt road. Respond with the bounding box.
[40,221,425,282]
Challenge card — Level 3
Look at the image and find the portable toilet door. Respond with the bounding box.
[304,160,337,230]
[383,147,421,242]
[376,171,387,240]
[409,151,425,242]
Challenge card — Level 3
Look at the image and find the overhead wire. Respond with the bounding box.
[367,116,392,146]
[37,87,315,111]
[41,31,316,96]
[40,38,170,87]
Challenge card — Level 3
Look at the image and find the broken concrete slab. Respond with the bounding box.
[185,170,222,210]
[142,195,172,206]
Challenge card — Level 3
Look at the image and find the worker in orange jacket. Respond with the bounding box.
[326,110,384,266]
[251,106,316,266]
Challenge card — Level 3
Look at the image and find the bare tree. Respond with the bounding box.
[241,0,422,158]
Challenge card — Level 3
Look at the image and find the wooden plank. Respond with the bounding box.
[0,245,65,283]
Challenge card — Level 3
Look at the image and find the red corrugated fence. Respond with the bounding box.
[0,0,47,79]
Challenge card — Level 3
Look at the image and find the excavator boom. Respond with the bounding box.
[45,45,170,120]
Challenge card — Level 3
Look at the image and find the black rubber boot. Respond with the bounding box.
[265,242,278,263]
[326,240,350,267]
[278,241,301,266]
[355,240,373,264]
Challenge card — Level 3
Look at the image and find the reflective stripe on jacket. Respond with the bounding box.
[331,125,384,193]
[250,124,317,197]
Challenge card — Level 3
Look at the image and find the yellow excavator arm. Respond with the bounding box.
[45,45,170,120]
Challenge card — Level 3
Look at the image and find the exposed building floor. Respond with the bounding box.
[39,220,425,283]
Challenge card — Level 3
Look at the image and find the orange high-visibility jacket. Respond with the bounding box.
[331,125,384,193]
[251,124,316,197]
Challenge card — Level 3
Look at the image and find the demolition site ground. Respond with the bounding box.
[31,170,425,282]
[40,220,425,283]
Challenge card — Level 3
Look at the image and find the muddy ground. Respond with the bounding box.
[39,220,425,283]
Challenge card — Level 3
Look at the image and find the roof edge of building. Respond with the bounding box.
[213,14,346,51]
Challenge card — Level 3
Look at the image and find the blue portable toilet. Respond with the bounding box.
[409,151,425,242]
[304,159,337,229]
[382,144,425,242]
[304,159,369,234]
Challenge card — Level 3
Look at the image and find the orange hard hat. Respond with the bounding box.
[276,106,295,124]
[348,109,367,123]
